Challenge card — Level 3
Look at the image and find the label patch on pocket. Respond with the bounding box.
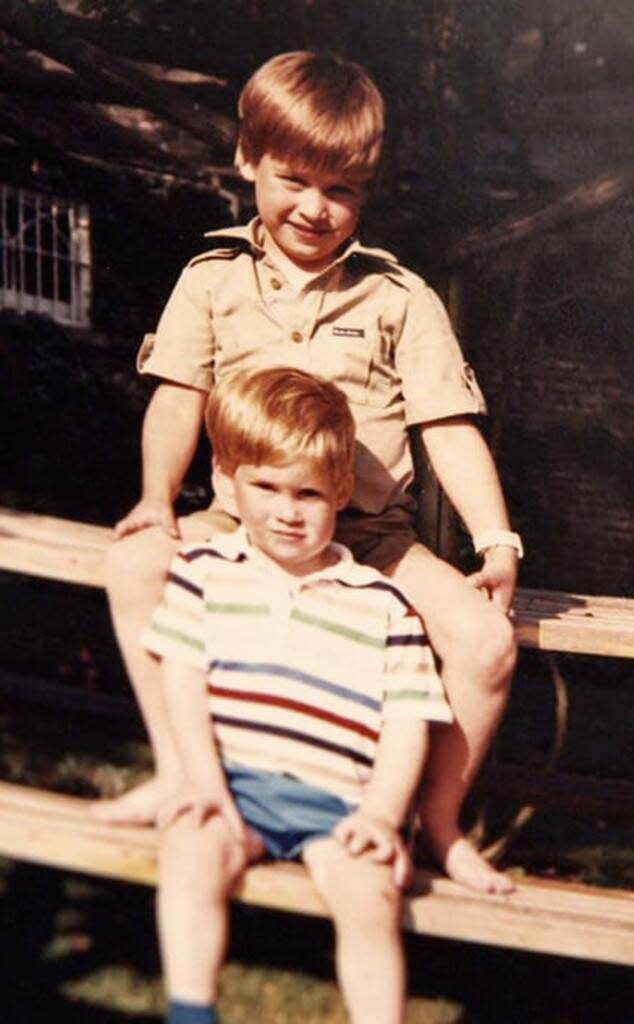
[332,326,365,338]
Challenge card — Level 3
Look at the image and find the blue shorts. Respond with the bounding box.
[225,763,355,860]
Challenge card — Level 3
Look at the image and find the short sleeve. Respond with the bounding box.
[141,548,207,670]
[136,263,216,391]
[382,598,453,724]
[394,276,487,425]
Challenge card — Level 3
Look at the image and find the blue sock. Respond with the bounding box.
[167,999,218,1024]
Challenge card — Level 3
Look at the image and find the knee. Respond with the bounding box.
[477,604,516,670]
[160,817,243,902]
[314,857,400,933]
[338,873,400,935]
[104,529,172,608]
[453,605,517,693]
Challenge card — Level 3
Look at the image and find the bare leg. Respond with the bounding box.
[158,810,265,1004]
[304,838,405,1024]
[387,544,517,894]
[92,518,218,824]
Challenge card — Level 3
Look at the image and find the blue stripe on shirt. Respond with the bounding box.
[209,660,381,712]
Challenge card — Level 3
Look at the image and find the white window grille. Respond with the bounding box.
[0,184,92,327]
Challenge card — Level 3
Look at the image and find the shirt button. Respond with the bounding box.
[291,330,303,343]
[270,278,282,290]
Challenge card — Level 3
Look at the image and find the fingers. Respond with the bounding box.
[163,516,181,540]
[334,814,400,864]
[466,569,515,611]
[466,569,489,594]
[391,843,413,889]
[221,799,247,843]
[113,505,181,540]
[157,795,193,830]
[491,587,513,613]
[113,514,138,540]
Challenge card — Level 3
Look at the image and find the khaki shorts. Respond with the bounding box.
[182,499,422,573]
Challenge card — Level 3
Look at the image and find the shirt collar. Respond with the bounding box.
[202,217,264,253]
[209,524,372,587]
[202,217,399,271]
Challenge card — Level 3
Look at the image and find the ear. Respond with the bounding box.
[336,472,354,511]
[235,143,256,182]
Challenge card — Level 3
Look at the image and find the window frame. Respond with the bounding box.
[1,184,92,328]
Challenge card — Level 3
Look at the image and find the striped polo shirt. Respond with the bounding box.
[143,528,452,805]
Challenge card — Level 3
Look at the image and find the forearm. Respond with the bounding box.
[361,719,428,829]
[141,382,208,504]
[420,418,511,534]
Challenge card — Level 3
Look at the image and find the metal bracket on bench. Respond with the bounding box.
[476,651,570,863]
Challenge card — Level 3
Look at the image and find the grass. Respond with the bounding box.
[2,858,633,1024]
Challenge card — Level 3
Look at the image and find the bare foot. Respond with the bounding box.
[416,822,515,894]
[90,777,162,826]
[443,836,515,894]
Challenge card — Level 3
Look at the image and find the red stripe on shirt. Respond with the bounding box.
[208,684,380,743]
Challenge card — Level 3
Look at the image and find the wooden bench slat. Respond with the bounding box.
[515,620,634,658]
[0,783,632,966]
[2,507,633,657]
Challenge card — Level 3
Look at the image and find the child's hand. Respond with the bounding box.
[158,781,246,841]
[114,497,180,540]
[467,546,519,613]
[333,810,412,888]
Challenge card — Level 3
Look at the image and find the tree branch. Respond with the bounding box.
[448,164,634,265]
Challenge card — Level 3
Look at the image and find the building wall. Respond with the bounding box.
[473,308,632,596]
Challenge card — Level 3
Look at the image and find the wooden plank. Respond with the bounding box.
[514,588,634,658]
[0,507,110,588]
[0,782,632,966]
[2,506,634,656]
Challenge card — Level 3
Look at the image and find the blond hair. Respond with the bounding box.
[238,51,384,180]
[207,367,355,497]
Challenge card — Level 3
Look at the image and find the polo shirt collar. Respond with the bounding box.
[210,524,368,587]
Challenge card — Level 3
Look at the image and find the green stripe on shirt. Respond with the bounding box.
[205,601,270,615]
[384,689,445,702]
[291,608,384,648]
[149,621,205,651]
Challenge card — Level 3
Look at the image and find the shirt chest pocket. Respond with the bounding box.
[212,313,301,375]
[314,326,397,408]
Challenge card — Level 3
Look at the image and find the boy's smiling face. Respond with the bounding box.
[239,153,368,272]
[231,457,351,577]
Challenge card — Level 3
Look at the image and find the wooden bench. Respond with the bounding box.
[1,505,633,967]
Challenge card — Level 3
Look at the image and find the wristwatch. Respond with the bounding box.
[473,529,524,559]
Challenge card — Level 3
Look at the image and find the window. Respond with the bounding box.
[1,184,91,327]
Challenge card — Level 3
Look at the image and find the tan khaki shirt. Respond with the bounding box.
[137,219,486,515]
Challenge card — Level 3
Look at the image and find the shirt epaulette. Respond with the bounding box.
[188,240,250,267]
[381,262,420,291]
[346,244,416,290]
[346,241,398,266]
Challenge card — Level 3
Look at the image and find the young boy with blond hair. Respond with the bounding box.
[97,51,522,894]
[148,366,452,1024]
